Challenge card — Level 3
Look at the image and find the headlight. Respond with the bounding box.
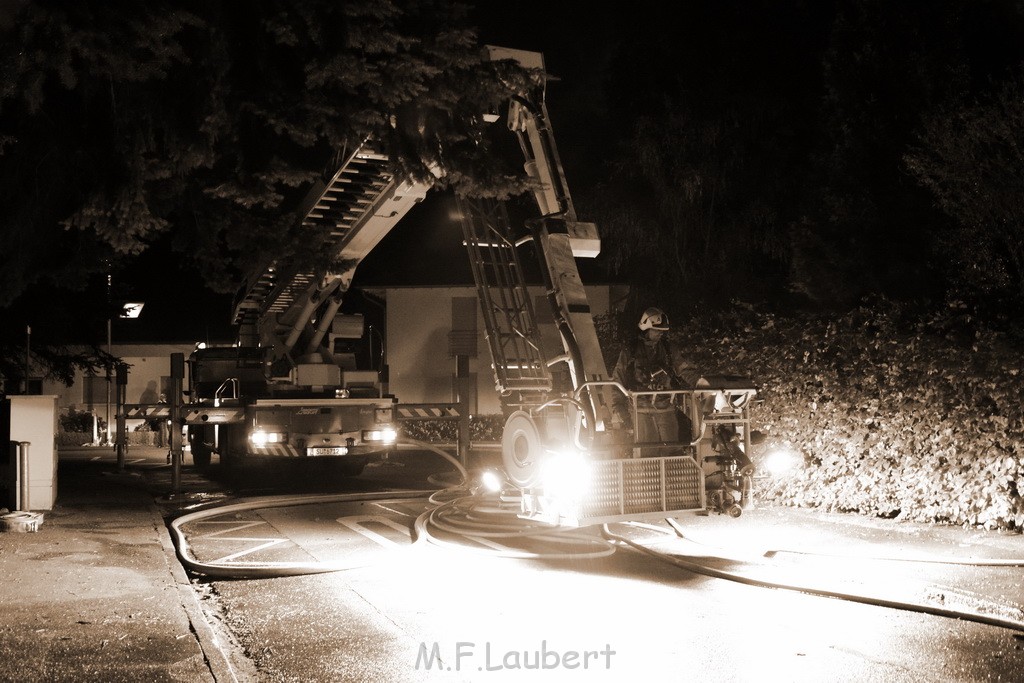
[250,430,287,446]
[479,469,505,493]
[362,426,398,444]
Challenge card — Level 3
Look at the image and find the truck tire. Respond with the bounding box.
[191,444,212,469]
[187,426,214,469]
[501,411,544,489]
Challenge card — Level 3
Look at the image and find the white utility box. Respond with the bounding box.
[296,362,342,387]
[7,395,59,510]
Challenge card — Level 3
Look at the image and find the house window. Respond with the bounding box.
[449,297,479,357]
[82,374,108,405]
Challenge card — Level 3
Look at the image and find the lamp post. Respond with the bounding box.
[105,267,112,445]
[24,325,30,395]
[111,302,145,453]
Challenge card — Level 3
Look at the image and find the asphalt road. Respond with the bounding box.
[74,446,1024,682]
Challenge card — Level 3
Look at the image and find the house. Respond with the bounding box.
[368,283,628,415]
[36,343,200,442]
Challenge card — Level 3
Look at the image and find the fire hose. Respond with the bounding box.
[600,521,1024,635]
[164,441,1024,634]
[166,439,614,578]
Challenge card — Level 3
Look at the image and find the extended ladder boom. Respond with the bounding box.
[453,47,611,436]
[233,146,428,365]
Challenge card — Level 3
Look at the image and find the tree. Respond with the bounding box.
[791,0,1024,307]
[0,0,530,385]
[588,101,793,314]
[905,68,1024,307]
[582,0,819,317]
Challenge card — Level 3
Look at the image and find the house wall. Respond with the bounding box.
[40,343,196,433]
[27,282,627,435]
[380,285,626,415]
[383,286,478,407]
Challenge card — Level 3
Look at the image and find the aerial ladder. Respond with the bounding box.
[183,147,428,472]
[182,46,759,524]
[456,47,759,526]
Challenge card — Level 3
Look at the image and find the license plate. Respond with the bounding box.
[307,446,347,456]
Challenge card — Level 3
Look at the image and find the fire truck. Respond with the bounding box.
[183,149,427,474]
[184,46,760,524]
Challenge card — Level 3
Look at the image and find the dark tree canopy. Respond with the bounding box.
[0,0,531,383]
[579,0,1024,324]
[7,0,1024,385]
[905,67,1024,305]
[583,0,827,313]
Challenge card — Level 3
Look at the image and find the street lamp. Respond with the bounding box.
[120,302,145,319]
[105,268,112,445]
[101,260,145,445]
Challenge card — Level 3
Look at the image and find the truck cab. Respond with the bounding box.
[184,315,397,474]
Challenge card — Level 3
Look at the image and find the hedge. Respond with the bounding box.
[668,297,1024,531]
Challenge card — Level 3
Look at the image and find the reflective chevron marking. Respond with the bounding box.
[125,405,170,419]
[396,404,461,420]
[123,404,245,424]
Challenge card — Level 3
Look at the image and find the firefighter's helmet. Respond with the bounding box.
[638,307,670,331]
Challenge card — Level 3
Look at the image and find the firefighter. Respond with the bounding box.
[155,393,170,449]
[611,307,699,453]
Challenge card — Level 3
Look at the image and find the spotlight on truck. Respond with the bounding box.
[762,447,801,476]
[480,469,504,493]
[540,450,592,501]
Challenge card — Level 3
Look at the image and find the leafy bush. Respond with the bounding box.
[667,297,1024,531]
[59,407,94,433]
[400,414,503,444]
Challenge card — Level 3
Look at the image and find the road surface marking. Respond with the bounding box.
[211,539,290,564]
[337,515,412,548]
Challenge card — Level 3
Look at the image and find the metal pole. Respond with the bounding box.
[456,354,471,467]
[170,353,184,495]
[17,441,29,512]
[24,325,30,395]
[115,364,128,472]
[106,267,112,446]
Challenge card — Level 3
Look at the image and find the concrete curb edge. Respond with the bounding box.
[147,500,249,682]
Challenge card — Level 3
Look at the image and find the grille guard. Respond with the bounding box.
[520,455,705,527]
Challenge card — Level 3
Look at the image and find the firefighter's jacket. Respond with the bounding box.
[611,333,699,417]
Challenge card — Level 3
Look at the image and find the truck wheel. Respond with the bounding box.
[188,427,214,469]
[501,411,544,489]
[191,444,212,469]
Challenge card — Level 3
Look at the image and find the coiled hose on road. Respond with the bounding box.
[167,439,614,578]
[165,440,1024,634]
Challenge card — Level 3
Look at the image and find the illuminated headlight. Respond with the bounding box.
[250,430,287,446]
[480,469,504,493]
[540,450,591,500]
[362,426,398,444]
[762,447,801,475]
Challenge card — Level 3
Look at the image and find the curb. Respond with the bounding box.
[147,499,257,682]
